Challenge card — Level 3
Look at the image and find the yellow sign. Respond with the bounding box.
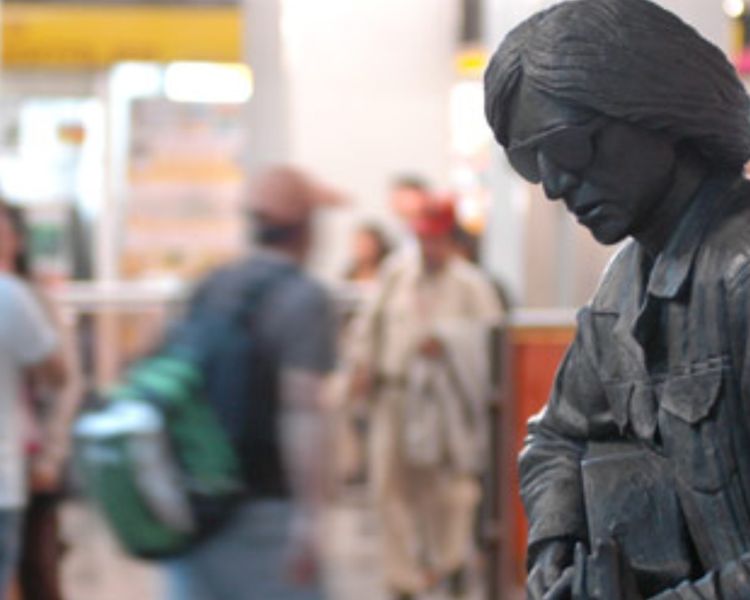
[455,46,488,78]
[2,3,242,67]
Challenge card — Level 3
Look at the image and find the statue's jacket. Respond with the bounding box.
[520,172,750,598]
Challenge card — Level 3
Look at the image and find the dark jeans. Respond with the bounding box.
[0,508,22,598]
[19,493,64,600]
[164,500,323,600]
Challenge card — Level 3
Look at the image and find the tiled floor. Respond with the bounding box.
[59,493,487,600]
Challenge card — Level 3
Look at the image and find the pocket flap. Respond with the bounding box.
[661,368,722,423]
[603,382,633,434]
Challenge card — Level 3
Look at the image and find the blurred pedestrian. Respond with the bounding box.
[5,206,82,600]
[332,223,392,488]
[344,224,391,284]
[162,166,340,600]
[388,175,432,243]
[349,199,503,600]
[0,201,67,600]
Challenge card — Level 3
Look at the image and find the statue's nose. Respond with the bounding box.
[539,152,580,200]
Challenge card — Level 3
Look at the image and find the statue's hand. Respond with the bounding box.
[528,539,576,600]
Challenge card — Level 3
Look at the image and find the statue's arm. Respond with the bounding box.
[726,264,750,406]
[521,323,618,600]
[521,327,614,558]
[648,552,750,599]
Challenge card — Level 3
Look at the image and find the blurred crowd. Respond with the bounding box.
[0,165,507,600]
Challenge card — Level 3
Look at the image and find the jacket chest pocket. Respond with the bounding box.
[658,367,734,493]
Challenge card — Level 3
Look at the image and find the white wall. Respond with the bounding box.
[661,0,730,52]
[278,0,459,276]
[243,0,290,169]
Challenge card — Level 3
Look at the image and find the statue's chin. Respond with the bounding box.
[588,226,628,246]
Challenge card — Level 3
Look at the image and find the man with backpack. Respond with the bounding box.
[163,166,340,600]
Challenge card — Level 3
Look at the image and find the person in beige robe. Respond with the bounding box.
[349,199,503,600]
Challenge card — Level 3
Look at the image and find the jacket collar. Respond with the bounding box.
[588,172,741,375]
[594,172,740,315]
[646,172,739,300]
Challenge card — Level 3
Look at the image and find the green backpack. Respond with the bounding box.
[74,267,289,559]
[73,354,246,558]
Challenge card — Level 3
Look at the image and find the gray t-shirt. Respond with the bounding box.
[193,252,337,375]
[0,274,58,508]
[255,259,337,375]
[188,251,337,496]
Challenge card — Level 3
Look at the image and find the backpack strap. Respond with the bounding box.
[235,262,297,325]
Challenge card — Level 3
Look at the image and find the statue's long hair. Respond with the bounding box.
[484,0,750,170]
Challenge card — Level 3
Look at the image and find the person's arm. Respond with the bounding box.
[8,279,64,389]
[32,304,83,490]
[26,351,66,390]
[467,268,506,325]
[273,282,337,584]
[279,368,328,576]
[7,283,71,490]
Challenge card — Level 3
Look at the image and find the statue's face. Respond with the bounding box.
[506,78,677,245]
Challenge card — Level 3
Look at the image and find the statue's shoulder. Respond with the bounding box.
[704,178,750,285]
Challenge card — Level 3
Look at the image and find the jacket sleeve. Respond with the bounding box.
[648,552,750,599]
[726,264,750,413]
[520,309,617,563]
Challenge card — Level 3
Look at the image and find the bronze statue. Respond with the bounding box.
[484,0,750,598]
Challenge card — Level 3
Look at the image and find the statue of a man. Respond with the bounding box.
[484,1,750,598]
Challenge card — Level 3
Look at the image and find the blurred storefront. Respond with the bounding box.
[0,0,253,388]
[1,0,248,281]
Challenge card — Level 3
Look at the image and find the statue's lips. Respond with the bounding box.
[573,203,604,224]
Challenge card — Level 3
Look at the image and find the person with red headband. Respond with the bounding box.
[349,196,503,600]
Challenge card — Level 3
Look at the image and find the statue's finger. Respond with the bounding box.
[543,567,574,600]
[527,568,547,600]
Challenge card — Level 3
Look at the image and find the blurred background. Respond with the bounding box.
[0,0,748,599]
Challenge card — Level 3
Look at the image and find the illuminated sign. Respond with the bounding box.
[2,2,242,68]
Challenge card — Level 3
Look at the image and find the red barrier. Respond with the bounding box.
[507,326,574,585]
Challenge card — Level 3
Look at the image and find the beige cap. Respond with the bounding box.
[246,165,344,225]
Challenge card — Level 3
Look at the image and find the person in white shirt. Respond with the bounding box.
[0,201,66,600]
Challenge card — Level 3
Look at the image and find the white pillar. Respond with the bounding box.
[481,0,549,304]
[243,0,291,169]
[660,0,730,53]
[279,0,458,277]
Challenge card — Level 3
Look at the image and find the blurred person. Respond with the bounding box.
[344,223,391,284]
[0,201,67,600]
[349,199,503,600]
[163,166,339,600]
[448,219,513,314]
[5,206,82,600]
[450,224,480,265]
[389,175,432,237]
[334,223,392,488]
